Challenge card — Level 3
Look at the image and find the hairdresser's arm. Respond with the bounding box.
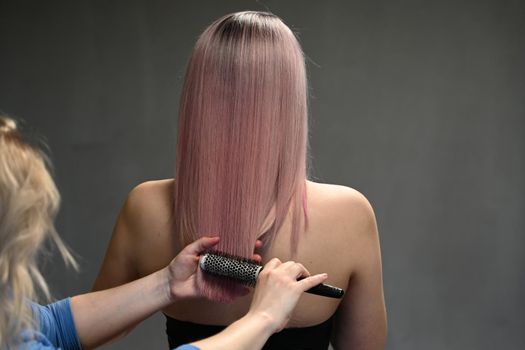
[190,259,328,350]
[71,236,224,349]
[331,193,387,350]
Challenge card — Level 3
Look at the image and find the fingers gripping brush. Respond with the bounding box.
[199,252,344,299]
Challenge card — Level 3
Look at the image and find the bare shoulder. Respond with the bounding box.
[120,179,175,248]
[311,182,386,348]
[126,179,174,215]
[306,180,377,236]
[306,180,382,284]
[92,179,176,290]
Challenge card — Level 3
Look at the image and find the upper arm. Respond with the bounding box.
[92,184,146,291]
[332,190,387,350]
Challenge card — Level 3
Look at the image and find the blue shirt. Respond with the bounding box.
[22,298,199,350]
[24,298,81,350]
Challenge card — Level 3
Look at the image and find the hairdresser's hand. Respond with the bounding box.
[247,259,328,333]
[166,236,262,300]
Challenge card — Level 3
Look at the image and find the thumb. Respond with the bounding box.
[185,236,220,255]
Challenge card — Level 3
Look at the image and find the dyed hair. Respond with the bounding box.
[0,116,77,348]
[174,11,308,302]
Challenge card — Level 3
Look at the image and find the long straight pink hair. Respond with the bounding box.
[174,11,308,302]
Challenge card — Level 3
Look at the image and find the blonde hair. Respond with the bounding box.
[0,116,77,348]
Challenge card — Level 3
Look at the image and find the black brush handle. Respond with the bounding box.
[305,282,344,299]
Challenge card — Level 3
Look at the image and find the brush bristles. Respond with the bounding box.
[200,251,262,287]
[208,250,260,265]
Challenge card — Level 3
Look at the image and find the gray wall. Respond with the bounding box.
[1,1,524,349]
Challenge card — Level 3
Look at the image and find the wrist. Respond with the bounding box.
[157,267,178,304]
[244,310,279,336]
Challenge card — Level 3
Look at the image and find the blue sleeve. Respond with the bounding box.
[173,345,201,350]
[31,298,82,350]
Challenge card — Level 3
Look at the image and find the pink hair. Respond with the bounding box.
[174,11,308,302]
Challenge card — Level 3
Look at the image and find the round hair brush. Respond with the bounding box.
[199,251,344,299]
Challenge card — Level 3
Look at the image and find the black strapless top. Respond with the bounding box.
[165,314,334,350]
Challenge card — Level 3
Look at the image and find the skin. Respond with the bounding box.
[70,236,326,350]
[93,179,387,349]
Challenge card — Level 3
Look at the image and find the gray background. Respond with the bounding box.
[1,0,524,349]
